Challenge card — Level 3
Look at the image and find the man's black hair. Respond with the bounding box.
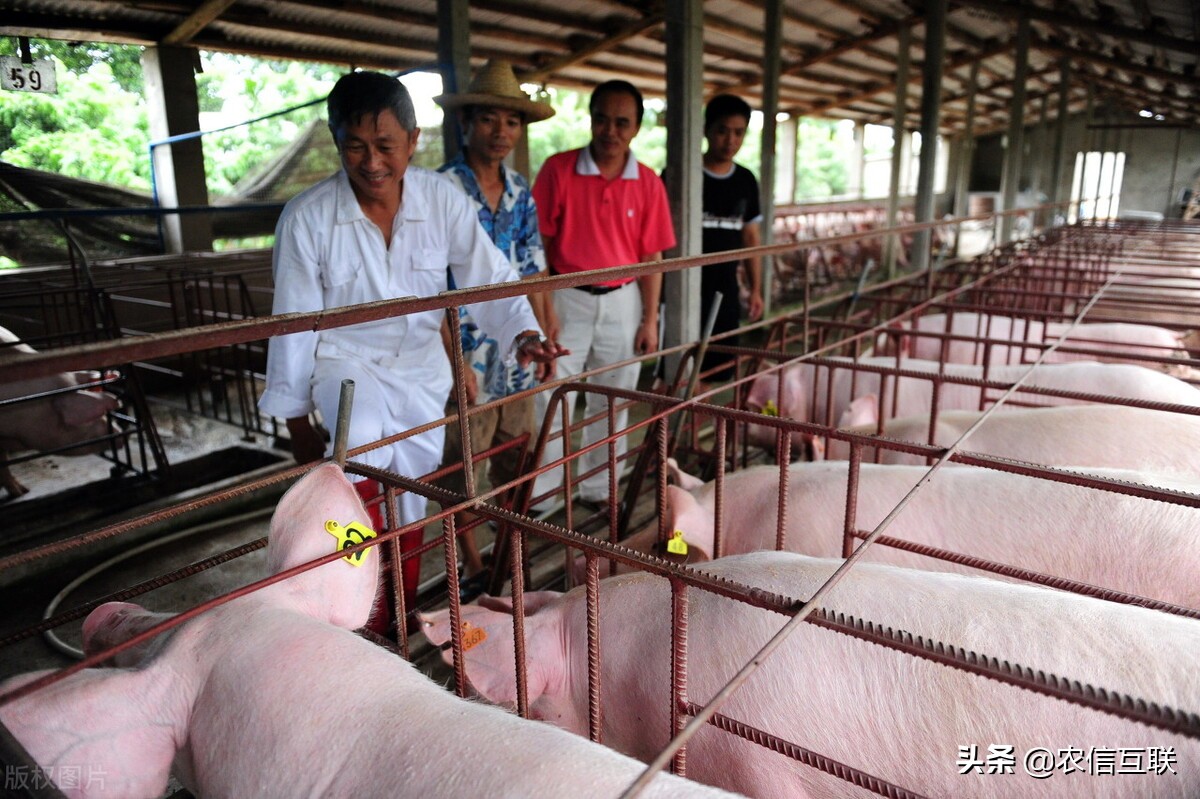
[327,71,417,136]
[589,80,645,125]
[704,94,752,131]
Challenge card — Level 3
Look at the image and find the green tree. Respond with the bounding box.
[195,53,340,196]
[0,55,151,188]
[795,118,851,200]
[0,39,144,93]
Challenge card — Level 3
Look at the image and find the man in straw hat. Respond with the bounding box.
[432,60,557,594]
[259,70,564,635]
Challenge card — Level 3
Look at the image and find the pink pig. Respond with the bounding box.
[423,551,1200,798]
[0,463,739,799]
[828,402,1200,475]
[0,327,119,497]
[744,357,1200,446]
[883,312,1188,369]
[593,459,1200,610]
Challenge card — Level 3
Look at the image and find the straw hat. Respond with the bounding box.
[434,59,555,123]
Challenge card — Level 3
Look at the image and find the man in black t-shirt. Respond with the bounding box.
[700,94,763,382]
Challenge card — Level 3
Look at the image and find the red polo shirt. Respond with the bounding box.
[533,147,676,288]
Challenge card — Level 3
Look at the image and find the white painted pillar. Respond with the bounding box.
[142,45,212,253]
[999,17,1030,242]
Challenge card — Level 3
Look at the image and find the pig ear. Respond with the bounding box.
[425,603,562,708]
[51,390,116,427]
[0,668,179,799]
[665,485,714,561]
[267,464,378,630]
[837,393,878,429]
[664,457,704,492]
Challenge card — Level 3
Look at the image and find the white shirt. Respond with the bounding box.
[259,167,540,420]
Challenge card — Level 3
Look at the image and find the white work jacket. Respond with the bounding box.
[259,167,540,422]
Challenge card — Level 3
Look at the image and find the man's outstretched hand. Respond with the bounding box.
[515,330,569,381]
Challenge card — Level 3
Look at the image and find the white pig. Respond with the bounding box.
[423,551,1200,798]
[0,463,740,799]
[0,327,119,497]
[596,460,1200,609]
[827,402,1200,476]
[884,312,1188,369]
[744,357,1200,449]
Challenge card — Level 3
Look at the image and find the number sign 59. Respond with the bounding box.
[0,58,58,94]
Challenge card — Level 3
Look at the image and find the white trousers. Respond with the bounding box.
[312,350,448,526]
[533,282,642,503]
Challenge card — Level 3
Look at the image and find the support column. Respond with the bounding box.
[1048,57,1070,214]
[662,0,704,383]
[1167,127,1183,218]
[437,0,470,161]
[777,115,798,205]
[1073,84,1095,223]
[142,45,212,253]
[1051,55,1070,214]
[952,59,980,256]
[758,0,787,316]
[760,0,783,316]
[849,122,865,198]
[1093,106,1110,219]
[912,0,946,278]
[1031,94,1050,207]
[999,16,1030,242]
[884,25,911,277]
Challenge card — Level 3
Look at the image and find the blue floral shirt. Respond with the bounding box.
[439,153,547,403]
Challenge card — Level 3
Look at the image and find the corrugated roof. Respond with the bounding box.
[2,0,1197,133]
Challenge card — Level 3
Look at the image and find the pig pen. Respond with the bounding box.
[1,216,1199,797]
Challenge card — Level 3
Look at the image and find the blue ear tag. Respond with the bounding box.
[325,520,378,566]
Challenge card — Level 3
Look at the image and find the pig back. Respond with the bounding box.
[568,552,1200,798]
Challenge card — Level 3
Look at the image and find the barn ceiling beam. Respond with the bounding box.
[1083,72,1199,118]
[952,0,1199,57]
[162,0,237,45]
[266,0,570,57]
[1037,38,1200,93]
[803,38,1009,116]
[719,11,927,99]
[523,11,665,82]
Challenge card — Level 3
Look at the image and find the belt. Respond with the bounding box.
[573,281,633,295]
[550,265,634,295]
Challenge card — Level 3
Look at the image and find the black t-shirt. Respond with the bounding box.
[700,163,761,328]
[701,162,762,262]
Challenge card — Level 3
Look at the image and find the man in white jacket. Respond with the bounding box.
[259,71,562,632]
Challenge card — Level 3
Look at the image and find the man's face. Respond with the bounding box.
[705,114,748,163]
[464,106,524,163]
[590,90,640,163]
[335,109,419,205]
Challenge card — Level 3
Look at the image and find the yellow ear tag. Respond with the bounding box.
[461,620,488,651]
[667,529,689,556]
[761,399,779,417]
[325,520,378,567]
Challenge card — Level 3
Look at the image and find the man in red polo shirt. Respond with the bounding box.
[531,80,676,510]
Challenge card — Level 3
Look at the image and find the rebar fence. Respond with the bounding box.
[0,214,1197,797]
